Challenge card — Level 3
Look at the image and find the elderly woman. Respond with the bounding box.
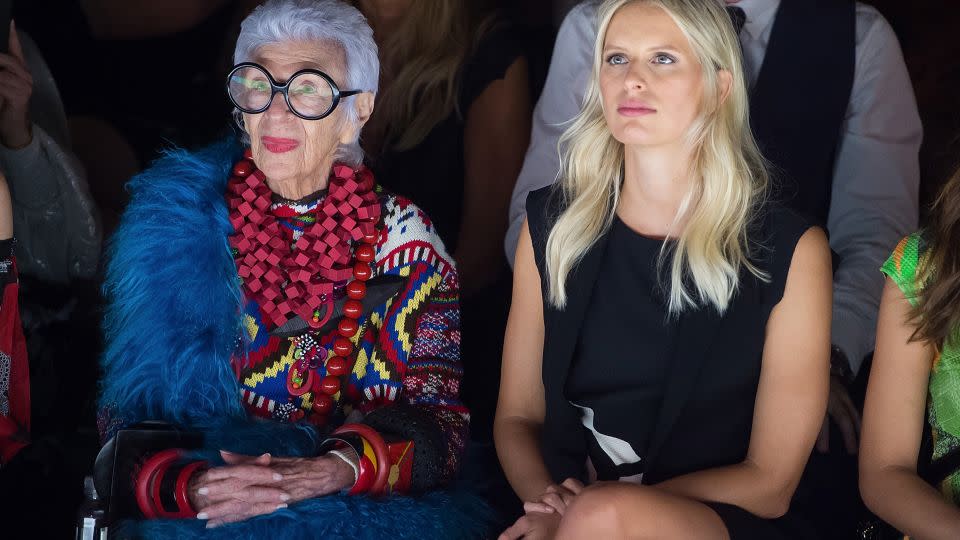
[96,0,480,536]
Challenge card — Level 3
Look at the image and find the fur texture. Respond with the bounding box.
[100,138,245,428]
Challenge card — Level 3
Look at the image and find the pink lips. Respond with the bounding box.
[617,105,657,116]
[617,102,656,117]
[262,136,300,153]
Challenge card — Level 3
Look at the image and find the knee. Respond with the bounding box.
[557,483,649,538]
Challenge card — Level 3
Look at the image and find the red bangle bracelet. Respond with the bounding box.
[351,453,376,495]
[173,460,207,518]
[135,449,181,519]
[134,449,207,519]
[150,456,177,518]
[333,423,390,495]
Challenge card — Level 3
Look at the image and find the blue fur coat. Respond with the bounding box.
[99,140,491,539]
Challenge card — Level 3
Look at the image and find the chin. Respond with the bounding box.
[611,131,659,147]
[258,162,301,185]
[253,150,298,174]
[607,121,656,143]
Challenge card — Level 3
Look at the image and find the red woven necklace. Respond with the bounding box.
[226,149,381,330]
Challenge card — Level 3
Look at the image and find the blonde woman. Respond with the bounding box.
[350,0,531,438]
[494,0,831,538]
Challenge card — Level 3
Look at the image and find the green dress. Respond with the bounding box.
[882,232,960,503]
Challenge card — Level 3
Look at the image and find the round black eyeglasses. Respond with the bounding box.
[226,62,363,120]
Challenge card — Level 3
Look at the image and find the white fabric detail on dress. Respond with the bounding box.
[572,402,642,466]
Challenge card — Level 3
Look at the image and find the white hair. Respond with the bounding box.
[233,0,380,164]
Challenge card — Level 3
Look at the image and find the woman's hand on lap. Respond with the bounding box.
[189,452,289,528]
[191,450,354,527]
[499,510,562,540]
[530,478,583,515]
[259,454,355,502]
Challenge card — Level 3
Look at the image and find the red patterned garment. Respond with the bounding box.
[234,187,469,492]
[0,238,29,466]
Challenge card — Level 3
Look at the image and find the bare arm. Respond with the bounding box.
[656,228,832,518]
[859,279,960,539]
[0,171,10,239]
[494,220,554,502]
[456,57,531,297]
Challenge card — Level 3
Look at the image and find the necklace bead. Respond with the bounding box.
[346,281,366,299]
[229,152,381,424]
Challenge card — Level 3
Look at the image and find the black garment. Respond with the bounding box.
[369,22,526,441]
[727,6,747,35]
[370,22,524,253]
[749,0,856,226]
[16,1,238,161]
[526,186,816,539]
[566,219,676,481]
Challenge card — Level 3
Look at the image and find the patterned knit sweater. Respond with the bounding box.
[98,140,468,492]
[236,191,468,487]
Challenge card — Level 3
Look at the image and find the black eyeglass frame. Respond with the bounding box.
[226,62,363,120]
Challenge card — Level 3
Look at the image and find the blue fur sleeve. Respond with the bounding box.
[99,139,248,436]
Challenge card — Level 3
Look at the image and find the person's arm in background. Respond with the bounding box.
[504,2,596,266]
[0,27,101,282]
[455,56,531,297]
[828,6,921,377]
[0,169,10,240]
[818,6,921,451]
[860,279,960,540]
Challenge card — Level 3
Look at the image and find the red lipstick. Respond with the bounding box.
[262,136,300,153]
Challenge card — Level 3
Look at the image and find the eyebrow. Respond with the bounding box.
[603,43,683,53]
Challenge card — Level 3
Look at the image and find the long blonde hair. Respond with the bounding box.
[546,0,768,314]
[352,0,484,152]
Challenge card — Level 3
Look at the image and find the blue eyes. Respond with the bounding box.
[607,54,628,65]
[605,53,677,66]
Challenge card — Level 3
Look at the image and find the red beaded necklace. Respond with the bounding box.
[226,150,380,421]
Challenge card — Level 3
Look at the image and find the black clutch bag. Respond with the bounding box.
[93,422,204,522]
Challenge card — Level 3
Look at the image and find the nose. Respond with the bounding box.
[264,91,294,119]
[624,64,647,91]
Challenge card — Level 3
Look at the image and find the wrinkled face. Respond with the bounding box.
[243,40,357,185]
[599,3,705,148]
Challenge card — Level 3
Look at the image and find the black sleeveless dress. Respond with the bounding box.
[526,186,819,539]
[566,217,678,482]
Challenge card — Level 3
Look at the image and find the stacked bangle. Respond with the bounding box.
[134,449,207,519]
[326,423,390,495]
[327,448,359,484]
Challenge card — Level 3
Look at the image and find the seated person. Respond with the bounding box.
[97,0,479,536]
[859,164,960,539]
[0,169,76,537]
[495,0,831,538]
[348,0,532,440]
[0,22,100,283]
[0,170,26,467]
